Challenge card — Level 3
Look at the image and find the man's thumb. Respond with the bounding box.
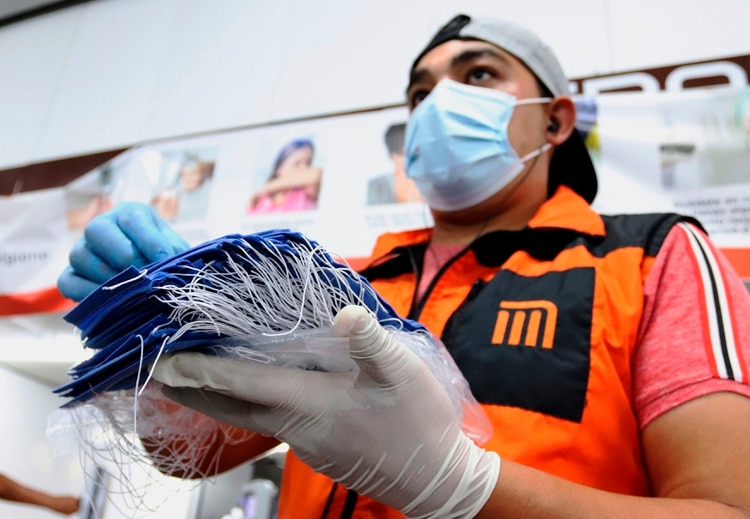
[333,305,412,384]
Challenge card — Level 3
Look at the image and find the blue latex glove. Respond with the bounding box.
[57,202,190,302]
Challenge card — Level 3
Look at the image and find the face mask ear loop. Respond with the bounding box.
[518,142,552,164]
[515,96,553,106]
[512,97,554,164]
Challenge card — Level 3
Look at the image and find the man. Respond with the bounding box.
[59,13,750,519]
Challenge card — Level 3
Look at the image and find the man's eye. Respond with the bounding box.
[409,90,429,109]
[468,68,492,83]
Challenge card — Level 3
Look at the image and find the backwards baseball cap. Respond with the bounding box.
[411,14,598,204]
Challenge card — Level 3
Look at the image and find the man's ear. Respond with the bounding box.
[547,97,577,146]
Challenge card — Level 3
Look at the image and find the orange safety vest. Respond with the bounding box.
[276,187,693,518]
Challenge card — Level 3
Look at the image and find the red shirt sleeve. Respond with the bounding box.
[633,222,750,428]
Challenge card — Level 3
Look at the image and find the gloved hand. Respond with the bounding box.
[58,202,190,301]
[152,305,501,518]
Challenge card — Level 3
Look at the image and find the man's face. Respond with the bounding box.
[406,39,550,157]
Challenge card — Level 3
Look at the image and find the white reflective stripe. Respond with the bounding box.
[681,222,744,381]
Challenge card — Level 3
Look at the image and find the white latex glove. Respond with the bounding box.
[152,305,500,518]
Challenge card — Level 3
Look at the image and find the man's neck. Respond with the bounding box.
[431,194,545,246]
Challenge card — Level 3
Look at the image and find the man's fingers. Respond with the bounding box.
[153,352,347,437]
[152,353,313,408]
[159,385,266,431]
[333,305,416,385]
[84,213,150,270]
[152,353,234,392]
[67,237,123,284]
[81,203,188,271]
[119,204,190,262]
[57,267,104,302]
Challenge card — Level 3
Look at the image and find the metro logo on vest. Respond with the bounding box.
[444,268,594,422]
[492,300,558,349]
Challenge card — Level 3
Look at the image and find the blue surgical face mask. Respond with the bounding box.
[405,79,552,211]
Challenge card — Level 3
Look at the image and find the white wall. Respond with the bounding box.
[1,0,749,170]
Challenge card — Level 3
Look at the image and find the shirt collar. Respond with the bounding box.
[527,185,605,236]
[365,185,605,267]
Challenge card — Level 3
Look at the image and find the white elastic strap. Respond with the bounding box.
[515,96,552,106]
[519,142,553,163]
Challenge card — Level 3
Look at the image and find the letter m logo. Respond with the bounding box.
[492,300,558,349]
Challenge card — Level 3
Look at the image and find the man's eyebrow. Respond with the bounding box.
[450,47,512,68]
[406,68,430,95]
[406,46,512,94]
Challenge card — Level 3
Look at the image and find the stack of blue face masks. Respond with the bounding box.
[54,230,425,407]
